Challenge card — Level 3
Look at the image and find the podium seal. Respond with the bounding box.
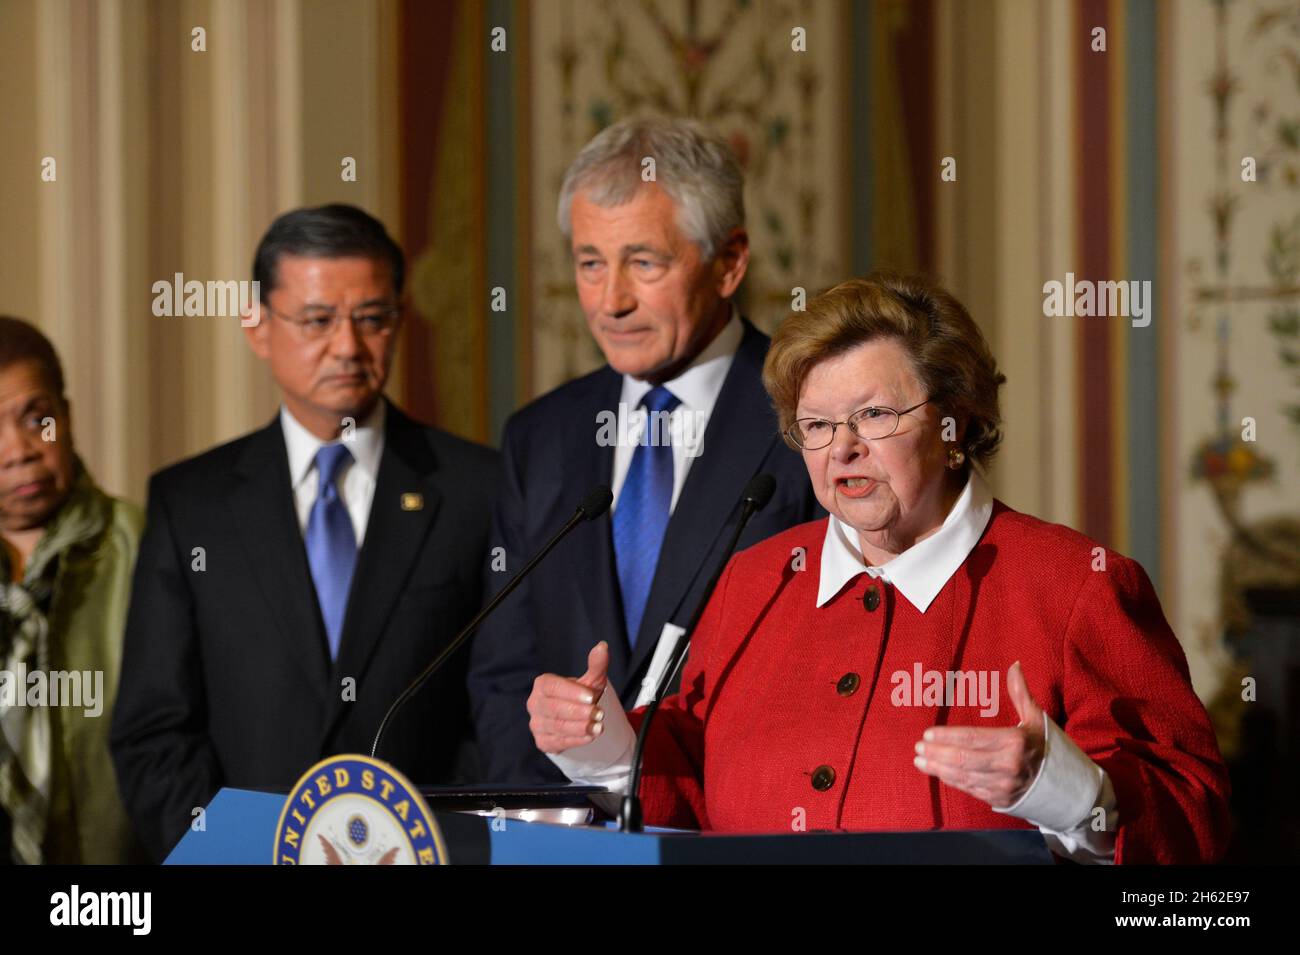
[273,754,448,865]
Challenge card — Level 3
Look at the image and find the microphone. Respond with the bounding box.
[619,473,777,832]
[369,484,613,760]
[574,484,616,522]
[740,472,776,512]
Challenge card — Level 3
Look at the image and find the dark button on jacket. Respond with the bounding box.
[863,584,881,611]
[811,765,836,791]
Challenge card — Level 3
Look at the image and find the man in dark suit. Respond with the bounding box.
[111,204,499,861]
[469,118,820,784]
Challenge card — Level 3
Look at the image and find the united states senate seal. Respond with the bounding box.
[273,755,448,865]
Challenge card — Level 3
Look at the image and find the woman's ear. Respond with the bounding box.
[936,408,967,446]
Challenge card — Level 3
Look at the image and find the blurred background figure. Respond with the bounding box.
[0,316,143,864]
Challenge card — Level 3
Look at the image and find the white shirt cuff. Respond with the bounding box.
[993,711,1117,863]
[545,683,636,795]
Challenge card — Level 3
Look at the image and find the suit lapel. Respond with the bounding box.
[324,405,443,736]
[565,370,632,691]
[624,320,781,685]
[226,418,332,695]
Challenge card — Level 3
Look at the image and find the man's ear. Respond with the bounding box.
[243,300,270,359]
[382,310,404,371]
[713,228,750,299]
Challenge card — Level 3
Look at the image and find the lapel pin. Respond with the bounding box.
[401,492,424,512]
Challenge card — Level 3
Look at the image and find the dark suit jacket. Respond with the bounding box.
[468,319,822,783]
[110,401,499,860]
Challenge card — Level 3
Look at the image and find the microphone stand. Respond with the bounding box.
[370,486,612,760]
[619,476,774,832]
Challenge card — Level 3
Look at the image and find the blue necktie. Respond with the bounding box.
[305,443,357,660]
[612,386,680,649]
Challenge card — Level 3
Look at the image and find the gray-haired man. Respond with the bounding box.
[468,116,820,784]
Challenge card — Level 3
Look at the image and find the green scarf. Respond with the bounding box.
[0,458,108,864]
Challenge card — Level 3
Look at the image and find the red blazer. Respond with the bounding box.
[630,502,1231,864]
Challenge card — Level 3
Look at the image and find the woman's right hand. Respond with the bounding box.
[528,641,611,753]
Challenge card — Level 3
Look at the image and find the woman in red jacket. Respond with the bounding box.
[527,271,1231,864]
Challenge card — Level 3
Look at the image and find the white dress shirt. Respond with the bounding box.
[609,308,742,514]
[550,470,1118,863]
[280,399,386,547]
[607,307,740,700]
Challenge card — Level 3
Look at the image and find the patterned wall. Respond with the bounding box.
[1167,0,1300,722]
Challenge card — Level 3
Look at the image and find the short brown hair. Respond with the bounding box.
[762,271,1005,470]
[0,316,66,400]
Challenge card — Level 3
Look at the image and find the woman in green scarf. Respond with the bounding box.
[0,316,143,864]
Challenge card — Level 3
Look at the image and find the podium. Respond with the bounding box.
[165,788,1054,864]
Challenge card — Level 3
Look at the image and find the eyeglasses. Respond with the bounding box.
[261,303,402,340]
[786,399,930,450]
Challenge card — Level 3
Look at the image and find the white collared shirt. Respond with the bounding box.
[609,307,743,514]
[551,469,1118,863]
[816,467,995,612]
[280,399,386,547]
